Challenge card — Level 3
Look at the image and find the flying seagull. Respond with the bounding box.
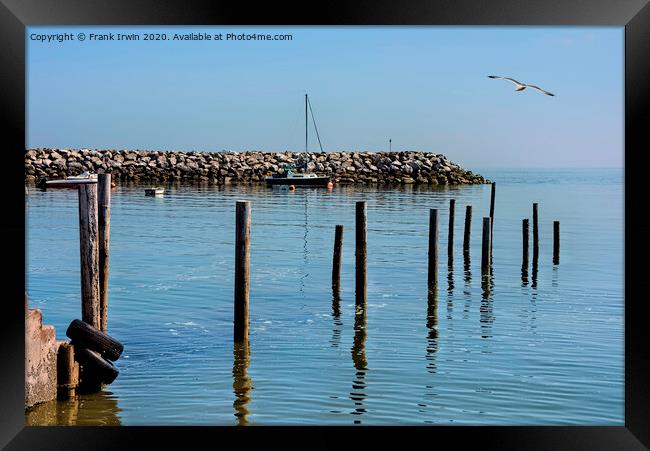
[488,75,555,96]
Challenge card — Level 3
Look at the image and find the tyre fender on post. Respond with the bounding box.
[73,346,120,385]
[66,319,124,361]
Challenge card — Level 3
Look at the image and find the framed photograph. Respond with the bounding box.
[3,0,648,448]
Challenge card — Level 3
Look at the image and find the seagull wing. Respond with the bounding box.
[526,85,555,96]
[488,75,524,85]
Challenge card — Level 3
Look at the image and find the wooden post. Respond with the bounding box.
[78,184,100,329]
[532,203,539,258]
[463,205,472,255]
[481,217,491,275]
[428,209,439,291]
[98,174,111,333]
[355,201,367,308]
[522,218,529,265]
[448,199,455,259]
[489,183,496,245]
[234,201,251,343]
[332,225,344,292]
[553,221,560,265]
[57,342,79,399]
[522,218,529,285]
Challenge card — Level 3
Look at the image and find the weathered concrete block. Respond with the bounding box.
[25,308,58,409]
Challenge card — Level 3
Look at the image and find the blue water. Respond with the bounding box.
[25,168,624,425]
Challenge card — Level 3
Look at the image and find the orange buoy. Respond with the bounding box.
[327,181,334,189]
[289,185,296,191]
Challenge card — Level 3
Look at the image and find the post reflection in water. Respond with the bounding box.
[426,289,439,374]
[462,252,472,319]
[480,273,495,339]
[331,289,342,348]
[299,193,310,296]
[232,341,253,426]
[521,261,529,287]
[418,289,440,416]
[350,305,368,424]
[25,390,122,426]
[447,261,454,319]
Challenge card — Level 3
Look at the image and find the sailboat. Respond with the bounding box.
[265,94,331,187]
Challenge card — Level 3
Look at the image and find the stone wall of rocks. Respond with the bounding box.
[25,148,488,185]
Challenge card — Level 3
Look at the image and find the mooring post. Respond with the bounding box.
[332,225,344,292]
[481,217,491,275]
[522,218,529,265]
[532,203,539,258]
[553,221,560,265]
[234,201,251,343]
[463,205,472,255]
[489,183,496,247]
[97,173,111,333]
[428,209,439,291]
[57,342,79,400]
[448,199,455,259]
[355,201,367,308]
[78,184,100,329]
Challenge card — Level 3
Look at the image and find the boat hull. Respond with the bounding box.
[44,179,98,188]
[265,176,330,186]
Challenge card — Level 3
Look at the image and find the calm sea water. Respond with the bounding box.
[25,168,624,425]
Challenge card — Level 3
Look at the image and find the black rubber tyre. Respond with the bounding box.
[73,346,119,385]
[66,319,124,362]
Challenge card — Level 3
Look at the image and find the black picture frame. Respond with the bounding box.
[2,0,648,449]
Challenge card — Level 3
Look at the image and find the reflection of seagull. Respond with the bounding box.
[488,75,555,96]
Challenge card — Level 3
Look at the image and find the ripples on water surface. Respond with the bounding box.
[25,168,623,425]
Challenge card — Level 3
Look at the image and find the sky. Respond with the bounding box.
[27,26,623,168]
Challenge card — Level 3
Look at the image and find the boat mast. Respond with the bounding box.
[305,93,308,153]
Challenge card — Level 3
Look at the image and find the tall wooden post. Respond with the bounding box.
[553,221,560,265]
[532,203,539,258]
[463,205,472,255]
[481,217,491,275]
[489,183,496,250]
[332,225,344,291]
[98,174,111,333]
[355,201,367,308]
[522,218,529,265]
[78,184,100,328]
[234,201,251,343]
[448,199,455,259]
[428,209,439,291]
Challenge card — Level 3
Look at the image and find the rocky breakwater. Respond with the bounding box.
[25,148,488,185]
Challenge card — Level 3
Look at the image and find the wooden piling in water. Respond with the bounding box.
[78,184,100,329]
[98,173,111,333]
[463,205,472,255]
[481,217,491,275]
[428,209,439,291]
[532,203,539,258]
[489,182,496,240]
[522,218,529,265]
[553,221,560,265]
[355,201,367,308]
[448,199,455,259]
[57,342,79,400]
[234,201,251,343]
[332,225,344,291]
